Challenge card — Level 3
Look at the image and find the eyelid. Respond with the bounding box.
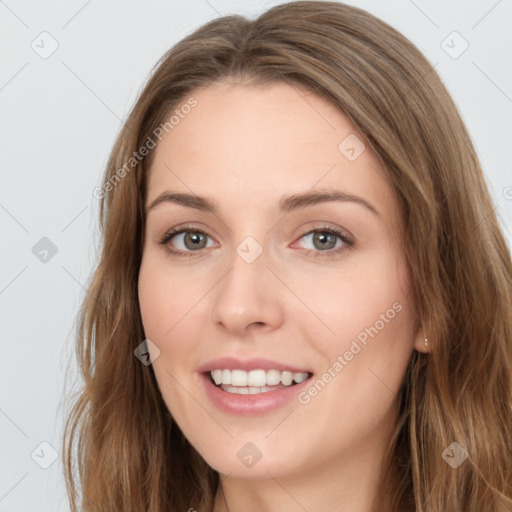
[291,222,354,245]
[291,225,354,258]
[157,224,217,251]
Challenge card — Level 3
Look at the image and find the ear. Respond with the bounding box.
[413,325,430,354]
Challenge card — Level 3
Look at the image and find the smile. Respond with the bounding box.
[210,368,309,394]
[200,370,313,415]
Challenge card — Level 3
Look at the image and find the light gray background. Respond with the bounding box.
[1,0,511,510]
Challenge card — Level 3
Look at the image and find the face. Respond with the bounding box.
[138,81,425,481]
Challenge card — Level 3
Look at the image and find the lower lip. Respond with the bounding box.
[199,372,313,416]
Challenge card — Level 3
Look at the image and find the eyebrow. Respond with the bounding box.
[146,189,380,218]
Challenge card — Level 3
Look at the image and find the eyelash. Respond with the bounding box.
[158,224,355,259]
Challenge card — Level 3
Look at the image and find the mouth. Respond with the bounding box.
[197,357,315,415]
[205,368,314,395]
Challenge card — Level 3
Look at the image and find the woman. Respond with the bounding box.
[63,1,512,511]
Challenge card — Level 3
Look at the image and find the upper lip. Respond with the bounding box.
[197,357,312,374]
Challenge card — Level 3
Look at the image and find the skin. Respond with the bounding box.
[138,80,428,512]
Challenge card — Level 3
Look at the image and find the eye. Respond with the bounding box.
[294,226,354,258]
[158,224,355,258]
[158,226,216,256]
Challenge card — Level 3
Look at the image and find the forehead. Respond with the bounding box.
[147,81,396,223]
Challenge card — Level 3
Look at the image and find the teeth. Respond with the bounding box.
[248,369,266,387]
[222,369,231,384]
[220,384,284,394]
[212,369,222,385]
[210,369,309,387]
[281,371,293,386]
[231,369,247,386]
[293,372,308,383]
[266,369,281,385]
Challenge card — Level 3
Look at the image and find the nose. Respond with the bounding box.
[209,243,285,338]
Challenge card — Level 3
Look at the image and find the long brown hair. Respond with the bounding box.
[62,2,512,510]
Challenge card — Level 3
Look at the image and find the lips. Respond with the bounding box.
[197,357,314,415]
[197,356,312,374]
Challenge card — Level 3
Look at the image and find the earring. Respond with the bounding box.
[424,337,428,347]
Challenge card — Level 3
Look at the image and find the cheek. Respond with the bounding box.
[137,258,202,417]
[289,270,413,457]
[137,256,209,388]
[138,256,201,339]
[294,251,410,348]
[294,249,415,408]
